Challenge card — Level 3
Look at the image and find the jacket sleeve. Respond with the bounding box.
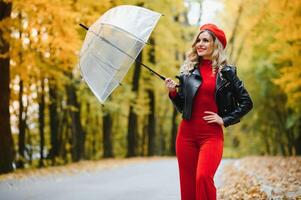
[221,66,253,127]
[169,75,184,113]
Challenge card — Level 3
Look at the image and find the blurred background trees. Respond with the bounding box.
[221,0,301,157]
[0,0,300,174]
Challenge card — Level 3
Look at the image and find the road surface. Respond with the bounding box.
[0,158,233,200]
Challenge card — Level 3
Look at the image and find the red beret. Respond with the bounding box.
[199,23,227,49]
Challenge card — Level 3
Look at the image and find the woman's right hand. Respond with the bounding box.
[165,78,177,93]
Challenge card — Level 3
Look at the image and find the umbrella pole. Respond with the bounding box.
[79,23,89,31]
[79,23,167,81]
[136,60,166,81]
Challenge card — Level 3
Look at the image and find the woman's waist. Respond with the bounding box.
[180,118,223,130]
[191,109,218,118]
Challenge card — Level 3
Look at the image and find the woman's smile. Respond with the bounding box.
[196,47,206,52]
[196,47,208,55]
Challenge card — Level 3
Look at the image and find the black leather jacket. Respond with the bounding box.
[169,65,253,127]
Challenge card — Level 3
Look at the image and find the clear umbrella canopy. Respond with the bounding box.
[79,5,161,103]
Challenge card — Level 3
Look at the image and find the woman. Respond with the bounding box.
[165,23,253,200]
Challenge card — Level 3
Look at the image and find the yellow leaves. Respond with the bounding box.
[222,0,301,113]
[271,3,301,54]
[267,0,301,112]
[274,65,301,110]
[9,0,82,79]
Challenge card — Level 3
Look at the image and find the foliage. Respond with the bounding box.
[220,0,301,156]
[2,0,195,170]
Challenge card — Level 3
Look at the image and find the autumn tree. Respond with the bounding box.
[221,0,301,156]
[0,0,14,174]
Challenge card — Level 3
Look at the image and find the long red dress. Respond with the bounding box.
[170,59,224,200]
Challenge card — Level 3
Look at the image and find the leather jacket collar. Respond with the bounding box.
[189,65,229,92]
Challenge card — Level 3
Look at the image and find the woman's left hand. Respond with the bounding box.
[203,111,224,126]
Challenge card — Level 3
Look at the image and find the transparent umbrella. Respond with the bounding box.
[79,5,164,103]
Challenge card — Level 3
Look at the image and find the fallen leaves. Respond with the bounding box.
[218,156,301,200]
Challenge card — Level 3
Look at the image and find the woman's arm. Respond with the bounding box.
[166,76,184,113]
[221,66,253,127]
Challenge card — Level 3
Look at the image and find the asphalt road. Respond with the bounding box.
[0,158,232,200]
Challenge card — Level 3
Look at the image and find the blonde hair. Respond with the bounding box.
[180,30,228,75]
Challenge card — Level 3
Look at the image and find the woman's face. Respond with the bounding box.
[195,31,214,60]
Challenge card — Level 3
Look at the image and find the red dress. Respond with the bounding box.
[179,59,223,139]
[170,59,224,200]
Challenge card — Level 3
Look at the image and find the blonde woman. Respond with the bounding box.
[165,24,253,200]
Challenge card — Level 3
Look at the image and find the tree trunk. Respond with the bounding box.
[25,124,33,165]
[262,126,271,155]
[295,120,301,155]
[157,106,169,155]
[58,108,68,164]
[92,115,99,158]
[17,80,26,168]
[141,121,147,156]
[276,129,286,156]
[170,107,178,155]
[48,79,59,165]
[16,11,26,168]
[228,3,243,63]
[146,37,156,156]
[0,0,14,174]
[103,111,114,158]
[287,129,294,156]
[66,78,85,162]
[147,89,156,156]
[126,52,142,157]
[39,78,45,167]
[84,102,91,159]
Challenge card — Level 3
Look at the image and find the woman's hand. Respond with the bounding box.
[203,111,224,126]
[165,78,177,93]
